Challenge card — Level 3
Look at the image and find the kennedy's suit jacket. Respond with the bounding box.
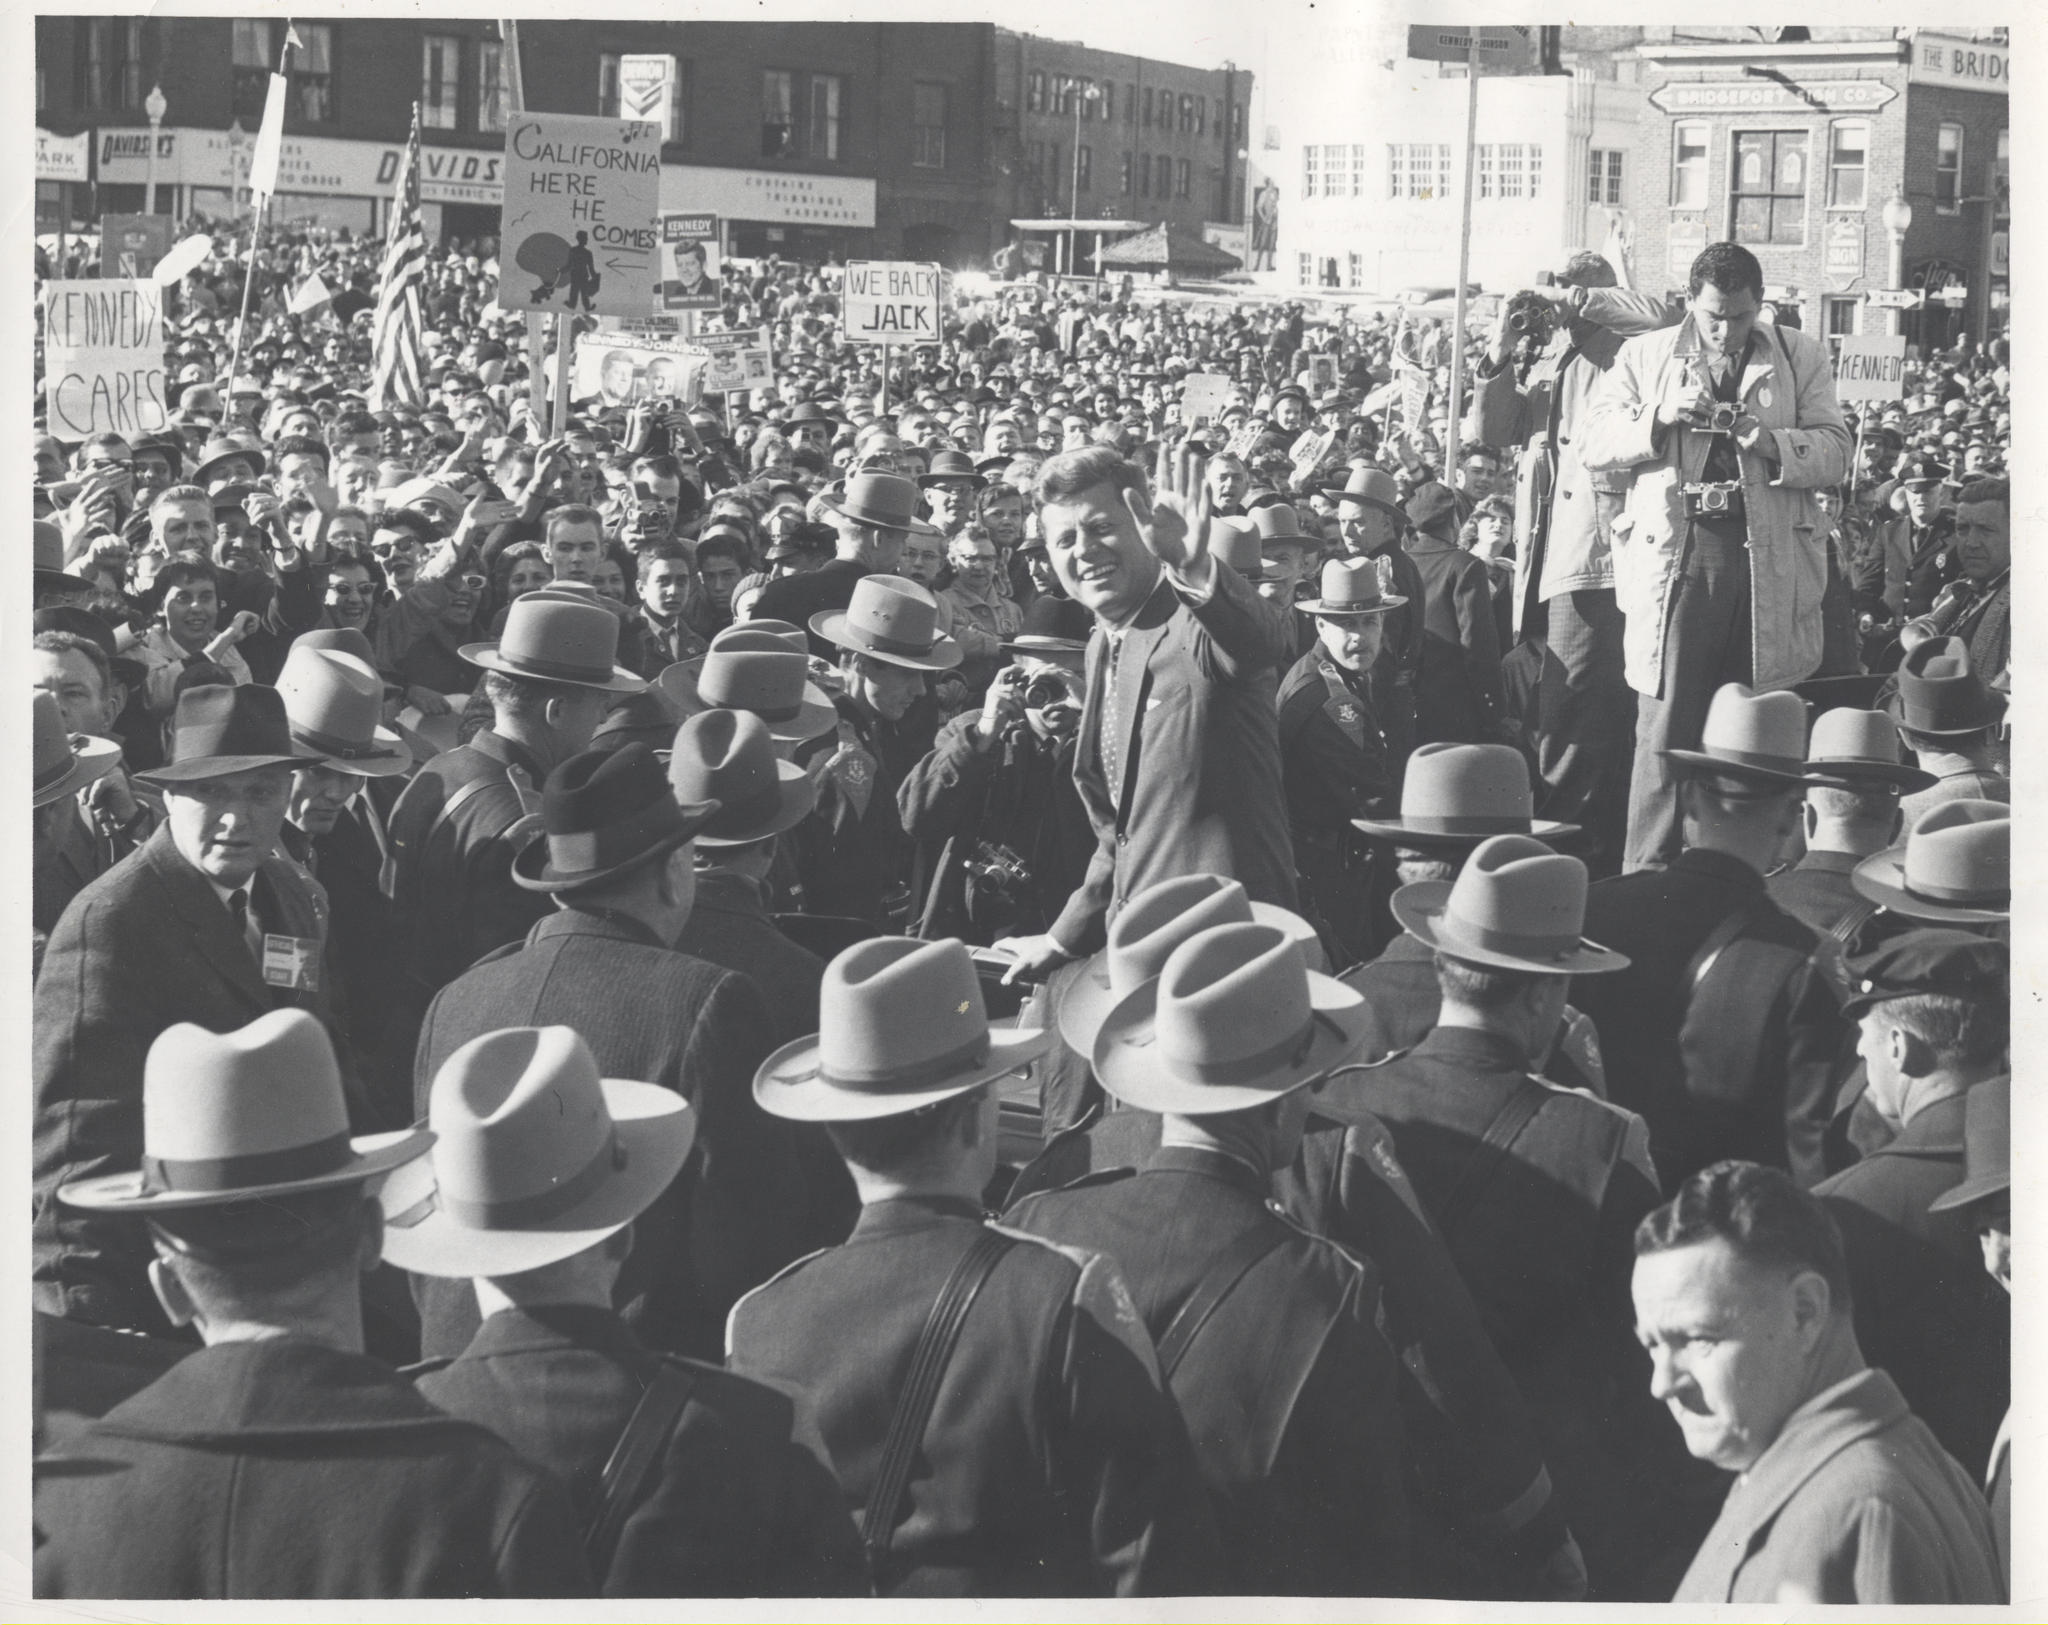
[413,909,822,1362]
[35,1336,588,1598]
[33,827,339,1336]
[415,1304,867,1597]
[1052,562,1295,955]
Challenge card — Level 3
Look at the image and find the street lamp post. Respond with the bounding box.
[1068,79,1102,277]
[1881,186,1913,339]
[144,84,167,216]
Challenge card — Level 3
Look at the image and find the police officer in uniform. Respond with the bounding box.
[729,937,1219,1596]
[1008,919,1411,1595]
[1321,467,1426,778]
[1318,836,1707,1600]
[1277,557,1404,965]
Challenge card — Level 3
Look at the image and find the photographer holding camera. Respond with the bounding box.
[898,622,1095,945]
[1579,242,1851,870]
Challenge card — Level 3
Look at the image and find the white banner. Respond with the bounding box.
[1833,333,1908,402]
[250,74,289,201]
[841,261,943,345]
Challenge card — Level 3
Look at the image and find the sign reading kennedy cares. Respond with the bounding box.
[43,280,169,439]
[841,262,943,344]
[498,114,663,320]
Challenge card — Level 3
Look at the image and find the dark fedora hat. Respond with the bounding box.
[32,691,121,810]
[1886,637,2007,736]
[1405,481,1462,539]
[136,684,325,786]
[34,520,92,597]
[1321,465,1407,523]
[461,595,647,695]
[811,575,963,672]
[511,743,720,893]
[916,449,986,489]
[1928,1076,2009,1214]
[668,709,817,848]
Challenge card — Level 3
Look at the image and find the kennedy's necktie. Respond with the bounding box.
[1099,636,1124,796]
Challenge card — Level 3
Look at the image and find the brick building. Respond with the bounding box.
[34,16,1252,271]
[1628,30,2009,347]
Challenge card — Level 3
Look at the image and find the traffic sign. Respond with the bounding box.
[1863,288,1925,310]
[1932,285,1969,307]
[1406,25,1535,65]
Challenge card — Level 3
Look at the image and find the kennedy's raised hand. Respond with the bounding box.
[1127,431,1215,574]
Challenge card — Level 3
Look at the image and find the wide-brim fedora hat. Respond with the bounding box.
[1321,465,1408,523]
[1885,636,2008,736]
[1851,798,2009,923]
[379,1025,694,1278]
[721,619,810,656]
[1392,834,1629,977]
[756,937,1053,1122]
[1352,742,1578,847]
[136,684,326,786]
[34,519,93,596]
[32,692,121,810]
[190,440,268,487]
[1093,922,1370,1115]
[60,1009,432,1214]
[1059,874,1319,1057]
[511,742,721,893]
[1001,632,1091,661]
[811,574,963,672]
[1802,706,1935,793]
[1211,517,1263,576]
[819,469,942,537]
[1928,1076,2009,1213]
[669,708,819,847]
[1663,683,1830,788]
[275,646,412,779]
[461,595,647,695]
[1299,556,1406,618]
[658,643,838,743]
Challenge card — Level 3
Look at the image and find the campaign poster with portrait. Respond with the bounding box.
[660,213,721,311]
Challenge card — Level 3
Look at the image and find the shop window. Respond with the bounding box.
[1824,294,1860,354]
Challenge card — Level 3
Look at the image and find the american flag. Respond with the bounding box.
[370,104,427,411]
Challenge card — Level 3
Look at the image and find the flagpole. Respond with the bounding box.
[501,18,551,436]
[228,196,269,391]
[1443,32,1480,487]
[229,26,298,393]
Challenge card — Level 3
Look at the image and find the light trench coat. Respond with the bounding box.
[1578,315,1850,698]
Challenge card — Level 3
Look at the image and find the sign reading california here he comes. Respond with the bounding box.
[497,113,663,320]
[43,279,170,438]
[841,261,944,344]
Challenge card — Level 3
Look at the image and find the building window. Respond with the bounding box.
[1415,143,1440,200]
[1139,149,1151,198]
[1440,146,1453,198]
[1589,148,1624,205]
[1231,103,1246,145]
[1298,251,1312,287]
[1320,256,1341,288]
[1077,145,1093,193]
[1047,142,1061,190]
[1124,82,1136,124]
[1935,122,1963,212]
[1304,144,1320,199]
[1993,126,2009,219]
[1196,96,1207,136]
[1477,144,1495,200]
[1101,81,1114,122]
[1477,143,1537,200]
[1121,150,1133,195]
[292,23,334,122]
[1157,153,1173,198]
[475,39,505,134]
[1528,145,1542,197]
[1029,139,1045,190]
[1671,120,1708,209]
[1027,71,1044,113]
[762,70,794,156]
[421,34,461,130]
[1143,87,1154,128]
[1825,121,1867,209]
[1348,251,1364,288]
[1824,294,1861,351]
[1175,158,1190,197]
[670,65,688,145]
[912,81,947,169]
[598,53,620,118]
[229,18,271,120]
[1731,130,1808,245]
[808,74,841,160]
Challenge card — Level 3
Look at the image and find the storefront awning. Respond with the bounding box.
[1008,218,1150,233]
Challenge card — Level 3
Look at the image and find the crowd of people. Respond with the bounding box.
[29,214,2014,1603]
